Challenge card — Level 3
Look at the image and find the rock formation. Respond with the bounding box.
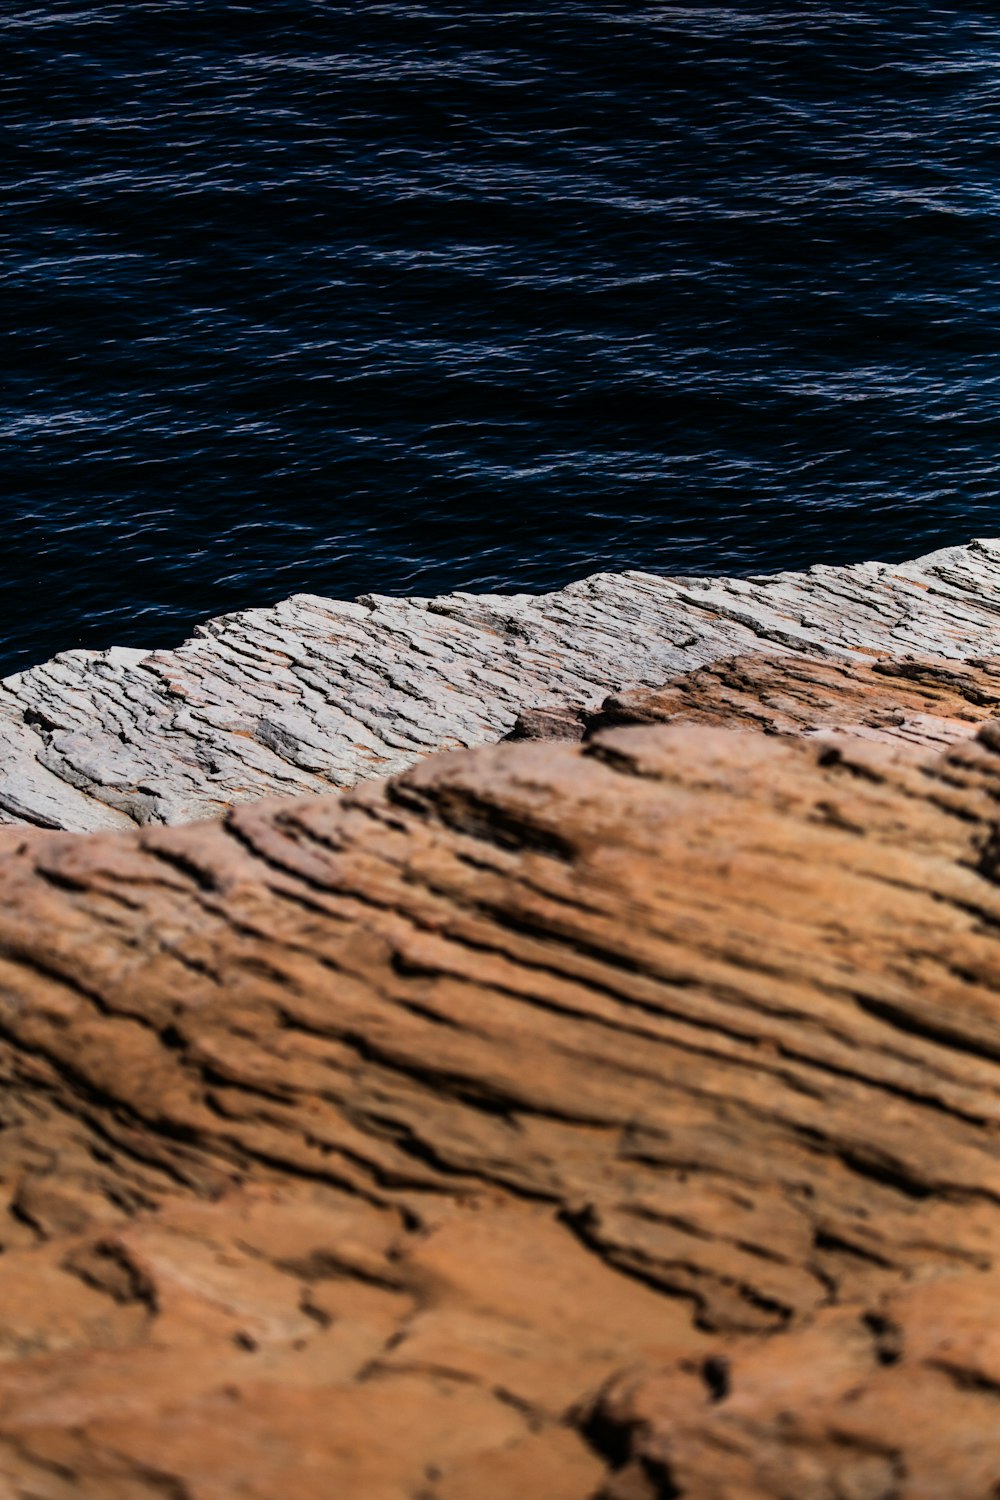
[517,648,1000,753]
[7,537,1000,831]
[3,648,1000,1495]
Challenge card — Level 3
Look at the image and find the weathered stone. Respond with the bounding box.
[1,661,1000,1492]
[585,1269,1000,1500]
[587,649,1000,749]
[7,538,1000,830]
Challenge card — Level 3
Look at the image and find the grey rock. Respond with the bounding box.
[5,537,1000,831]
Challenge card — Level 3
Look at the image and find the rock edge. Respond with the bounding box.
[6,537,1000,830]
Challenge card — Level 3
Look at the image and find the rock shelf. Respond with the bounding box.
[5,537,1000,831]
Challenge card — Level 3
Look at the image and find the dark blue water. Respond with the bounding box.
[5,3,1000,676]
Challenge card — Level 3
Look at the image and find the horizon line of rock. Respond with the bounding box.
[5,535,1000,832]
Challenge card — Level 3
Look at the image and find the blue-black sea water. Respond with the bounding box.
[5,3,1000,676]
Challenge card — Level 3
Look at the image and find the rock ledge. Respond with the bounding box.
[6,537,1000,830]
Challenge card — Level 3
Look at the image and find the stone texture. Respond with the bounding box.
[2,660,1000,1492]
[586,650,1000,750]
[584,1268,1000,1500]
[7,538,1000,830]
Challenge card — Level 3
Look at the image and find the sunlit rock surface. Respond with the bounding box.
[2,653,1000,1494]
[6,537,1000,831]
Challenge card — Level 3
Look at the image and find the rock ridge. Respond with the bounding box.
[2,653,1000,1492]
[6,537,1000,831]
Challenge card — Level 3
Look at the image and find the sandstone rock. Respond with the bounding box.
[585,1269,1000,1500]
[7,538,1000,830]
[1,669,1000,1492]
[588,649,1000,750]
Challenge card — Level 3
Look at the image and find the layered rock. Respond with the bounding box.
[517,649,1000,752]
[6,537,1000,831]
[3,655,1000,1494]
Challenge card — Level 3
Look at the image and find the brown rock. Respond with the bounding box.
[585,1268,1000,1500]
[504,703,591,742]
[1,659,1000,1493]
[589,650,1000,750]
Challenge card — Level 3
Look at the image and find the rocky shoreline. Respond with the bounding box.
[5,536,1000,832]
[3,546,1000,1495]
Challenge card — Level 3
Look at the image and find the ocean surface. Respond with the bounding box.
[4,3,1000,676]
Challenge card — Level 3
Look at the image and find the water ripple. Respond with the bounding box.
[3,1,1000,673]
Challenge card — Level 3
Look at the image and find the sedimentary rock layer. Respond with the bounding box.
[6,537,1000,831]
[516,649,1000,752]
[3,660,1000,1494]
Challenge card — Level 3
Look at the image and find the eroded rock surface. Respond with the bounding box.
[2,661,1000,1494]
[7,537,1000,830]
[589,650,1000,750]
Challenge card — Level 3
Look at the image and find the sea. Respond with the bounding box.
[4,2,1000,676]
